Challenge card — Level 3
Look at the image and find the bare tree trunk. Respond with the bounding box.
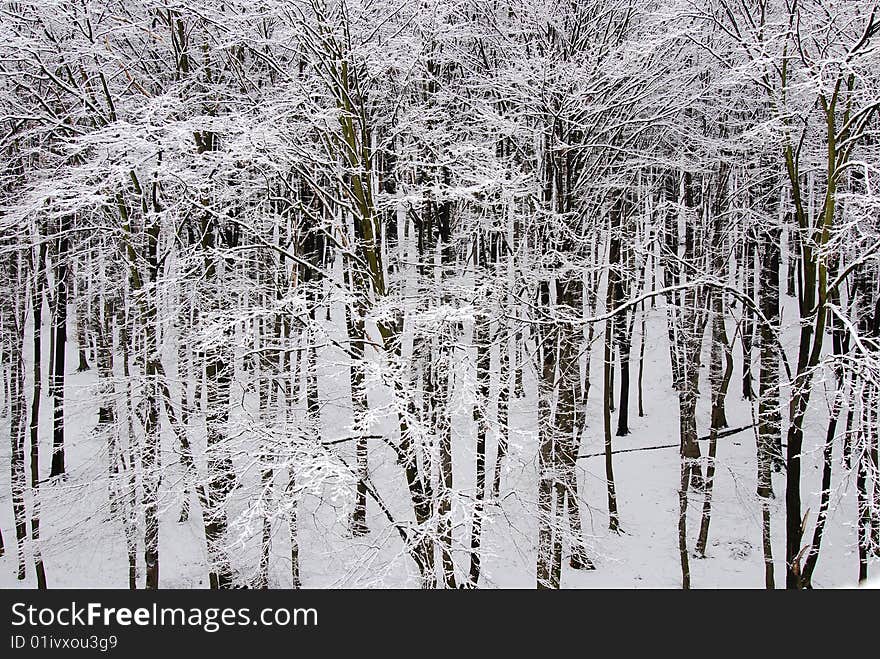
[492,318,511,500]
[677,319,706,589]
[536,279,559,589]
[615,212,635,436]
[118,300,139,589]
[695,288,733,557]
[345,281,369,537]
[616,333,632,435]
[176,289,195,524]
[757,223,784,493]
[869,401,879,560]
[142,218,162,590]
[257,310,275,590]
[678,458,691,590]
[96,287,116,428]
[604,202,624,532]
[786,221,798,298]
[800,378,845,588]
[603,316,620,534]
[288,328,302,589]
[558,277,594,571]
[30,242,48,588]
[468,291,490,587]
[662,172,683,391]
[857,429,870,584]
[75,253,91,372]
[697,161,733,558]
[49,216,71,478]
[637,301,647,418]
[674,172,709,587]
[9,264,28,580]
[435,203,457,589]
[741,231,756,401]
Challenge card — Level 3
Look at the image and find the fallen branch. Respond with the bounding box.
[577,424,754,459]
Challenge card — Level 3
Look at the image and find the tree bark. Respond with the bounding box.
[49,216,71,478]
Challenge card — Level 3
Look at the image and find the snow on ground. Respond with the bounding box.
[0,289,875,588]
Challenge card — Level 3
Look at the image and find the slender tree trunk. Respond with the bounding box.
[468,296,490,587]
[435,204,457,589]
[741,231,755,400]
[696,160,734,558]
[75,255,91,372]
[142,218,162,590]
[288,329,302,589]
[677,317,705,588]
[346,285,369,537]
[758,224,784,473]
[558,277,593,571]
[678,458,691,590]
[118,301,139,589]
[30,242,48,588]
[603,320,620,533]
[9,283,28,580]
[761,500,775,589]
[800,380,845,588]
[696,287,733,557]
[257,310,276,590]
[49,217,70,478]
[604,201,624,532]
[797,246,858,588]
[492,318,511,500]
[662,172,683,390]
[176,291,194,524]
[616,339,631,436]
[786,221,798,298]
[857,432,870,584]
[536,280,558,589]
[637,302,647,418]
[869,409,879,559]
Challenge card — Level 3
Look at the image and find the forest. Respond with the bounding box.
[0,0,879,589]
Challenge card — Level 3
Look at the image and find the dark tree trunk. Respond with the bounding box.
[492,315,511,500]
[662,172,683,391]
[436,205,456,589]
[557,277,594,571]
[695,287,733,557]
[345,282,369,537]
[468,272,490,587]
[616,341,631,436]
[741,231,755,400]
[75,255,91,372]
[536,278,559,588]
[786,219,798,298]
[142,216,162,590]
[9,290,28,580]
[603,317,621,533]
[116,302,139,589]
[604,202,624,532]
[757,225,783,481]
[637,303,647,418]
[857,437,870,584]
[257,310,275,590]
[50,217,71,478]
[30,241,48,588]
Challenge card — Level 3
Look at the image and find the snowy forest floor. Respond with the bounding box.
[1,291,877,589]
